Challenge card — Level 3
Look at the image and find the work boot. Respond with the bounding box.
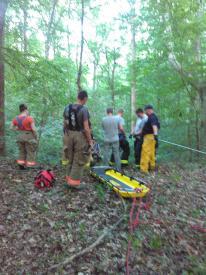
[65,182,87,191]
[18,164,26,170]
[135,164,140,169]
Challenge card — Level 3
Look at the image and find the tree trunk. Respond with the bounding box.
[0,0,8,156]
[22,1,28,53]
[105,49,117,109]
[45,0,58,59]
[92,60,97,91]
[66,0,72,59]
[76,0,84,92]
[195,110,200,151]
[111,58,116,110]
[198,87,206,148]
[130,24,137,131]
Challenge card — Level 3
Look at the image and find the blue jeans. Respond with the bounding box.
[104,141,121,170]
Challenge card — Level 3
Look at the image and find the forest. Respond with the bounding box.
[0,0,206,274]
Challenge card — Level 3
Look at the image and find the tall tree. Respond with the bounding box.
[105,48,120,109]
[0,0,8,155]
[44,0,58,58]
[130,19,137,130]
[20,0,28,53]
[76,0,85,92]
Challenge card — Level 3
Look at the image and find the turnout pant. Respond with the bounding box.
[104,141,121,171]
[134,136,143,166]
[63,131,90,186]
[16,131,37,166]
[140,134,156,173]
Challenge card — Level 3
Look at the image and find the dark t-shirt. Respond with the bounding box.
[64,104,90,131]
[142,113,160,135]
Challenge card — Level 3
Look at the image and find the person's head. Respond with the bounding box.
[19,104,28,114]
[77,90,88,105]
[136,108,144,118]
[106,108,113,115]
[117,108,124,117]
[144,104,154,115]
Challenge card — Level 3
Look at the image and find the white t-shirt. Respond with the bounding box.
[134,114,148,135]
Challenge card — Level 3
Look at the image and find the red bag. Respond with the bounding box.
[34,170,55,190]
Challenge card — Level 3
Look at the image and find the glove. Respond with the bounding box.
[154,135,159,149]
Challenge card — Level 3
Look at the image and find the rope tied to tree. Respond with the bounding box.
[160,139,206,155]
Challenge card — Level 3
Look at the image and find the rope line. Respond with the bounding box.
[159,139,206,155]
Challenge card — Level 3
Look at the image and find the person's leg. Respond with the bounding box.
[25,133,38,167]
[16,141,26,166]
[149,137,156,171]
[110,153,115,165]
[112,141,121,171]
[64,132,74,182]
[134,139,138,164]
[120,139,130,165]
[62,134,69,166]
[104,142,111,166]
[140,136,150,173]
[135,137,143,167]
[69,133,90,186]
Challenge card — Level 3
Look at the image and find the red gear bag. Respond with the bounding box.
[34,170,55,190]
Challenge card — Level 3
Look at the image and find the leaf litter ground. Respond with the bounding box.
[0,160,205,274]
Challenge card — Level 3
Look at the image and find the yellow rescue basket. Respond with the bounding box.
[90,166,150,199]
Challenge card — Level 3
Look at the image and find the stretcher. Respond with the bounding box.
[90,166,150,198]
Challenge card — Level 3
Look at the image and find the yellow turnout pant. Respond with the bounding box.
[140,134,156,173]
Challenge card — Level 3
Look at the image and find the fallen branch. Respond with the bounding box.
[49,214,126,271]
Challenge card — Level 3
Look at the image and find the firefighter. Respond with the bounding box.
[10,104,38,168]
[140,105,160,173]
[111,109,130,166]
[63,90,92,188]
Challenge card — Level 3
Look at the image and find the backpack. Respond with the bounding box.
[64,104,83,131]
[91,141,102,165]
[34,170,55,190]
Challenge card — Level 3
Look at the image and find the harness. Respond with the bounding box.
[64,104,84,131]
[16,116,27,130]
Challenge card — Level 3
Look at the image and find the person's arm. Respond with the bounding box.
[83,119,93,146]
[152,125,158,136]
[31,121,38,139]
[10,122,18,131]
[118,123,125,134]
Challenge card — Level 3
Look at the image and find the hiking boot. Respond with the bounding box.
[66,182,87,191]
[18,164,26,170]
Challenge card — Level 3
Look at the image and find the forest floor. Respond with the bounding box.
[0,160,206,275]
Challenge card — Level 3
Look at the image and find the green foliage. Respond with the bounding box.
[4,0,206,163]
[149,235,163,250]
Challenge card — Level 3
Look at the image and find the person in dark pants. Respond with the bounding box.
[111,109,130,166]
[132,108,148,168]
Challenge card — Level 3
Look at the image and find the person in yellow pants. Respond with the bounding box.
[140,105,160,173]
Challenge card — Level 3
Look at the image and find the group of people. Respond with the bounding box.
[102,105,160,174]
[11,90,160,189]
